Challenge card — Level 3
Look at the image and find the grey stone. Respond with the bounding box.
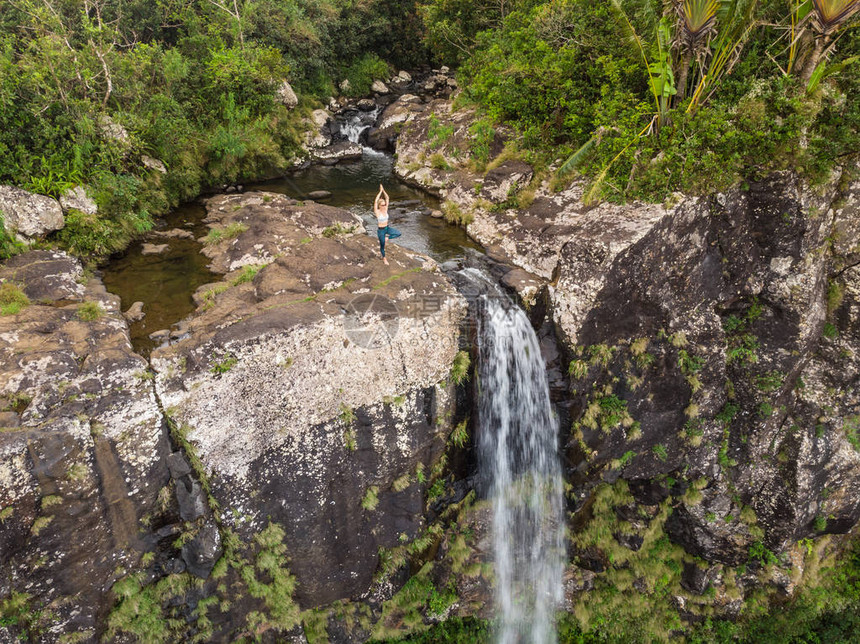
[122,301,145,323]
[166,451,193,479]
[357,98,376,112]
[98,114,130,146]
[141,243,168,255]
[0,411,20,428]
[141,155,167,174]
[181,524,222,579]
[307,191,332,200]
[397,70,412,82]
[277,80,299,109]
[371,79,389,94]
[0,185,64,238]
[59,186,98,215]
[175,478,206,521]
[0,250,84,301]
[149,228,194,240]
[149,329,170,341]
[311,142,363,164]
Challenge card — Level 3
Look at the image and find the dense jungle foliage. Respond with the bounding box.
[0,0,424,258]
[425,0,860,203]
[1,0,857,258]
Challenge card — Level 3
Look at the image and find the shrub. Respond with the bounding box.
[450,351,470,385]
[342,53,390,97]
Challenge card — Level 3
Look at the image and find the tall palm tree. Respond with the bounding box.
[798,0,860,82]
[672,0,721,102]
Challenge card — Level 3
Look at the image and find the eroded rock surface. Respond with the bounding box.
[153,191,468,605]
[0,251,170,635]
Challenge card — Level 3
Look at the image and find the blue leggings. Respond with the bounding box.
[377,225,401,257]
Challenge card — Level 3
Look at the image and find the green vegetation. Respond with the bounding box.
[209,354,238,375]
[322,222,356,238]
[204,222,248,246]
[1,0,427,262]
[450,351,471,385]
[449,419,469,448]
[0,283,29,316]
[77,301,105,321]
[362,486,380,511]
[231,264,264,285]
[425,0,860,204]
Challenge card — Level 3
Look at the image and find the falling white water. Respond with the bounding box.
[463,268,565,644]
[338,107,383,152]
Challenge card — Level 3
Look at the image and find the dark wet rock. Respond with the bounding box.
[681,562,716,595]
[614,532,644,551]
[175,478,206,521]
[181,523,222,578]
[166,451,192,479]
[357,98,377,111]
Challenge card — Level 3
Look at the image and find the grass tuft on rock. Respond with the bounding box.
[0,283,29,315]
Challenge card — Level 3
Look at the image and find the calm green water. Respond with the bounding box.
[102,151,481,355]
[101,203,217,355]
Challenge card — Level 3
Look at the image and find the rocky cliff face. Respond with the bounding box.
[390,95,860,626]
[0,193,468,641]
[152,192,467,607]
[0,251,169,636]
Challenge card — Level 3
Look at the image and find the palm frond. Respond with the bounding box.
[557,136,596,177]
[608,0,662,116]
[811,0,860,31]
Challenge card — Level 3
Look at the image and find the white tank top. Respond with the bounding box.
[377,210,388,227]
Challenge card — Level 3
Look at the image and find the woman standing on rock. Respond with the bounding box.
[375,184,401,265]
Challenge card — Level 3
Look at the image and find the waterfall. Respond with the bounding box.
[337,107,381,147]
[461,268,565,644]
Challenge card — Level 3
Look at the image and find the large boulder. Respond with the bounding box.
[302,109,332,150]
[311,141,363,165]
[367,94,425,151]
[0,185,64,239]
[277,80,299,109]
[152,191,468,606]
